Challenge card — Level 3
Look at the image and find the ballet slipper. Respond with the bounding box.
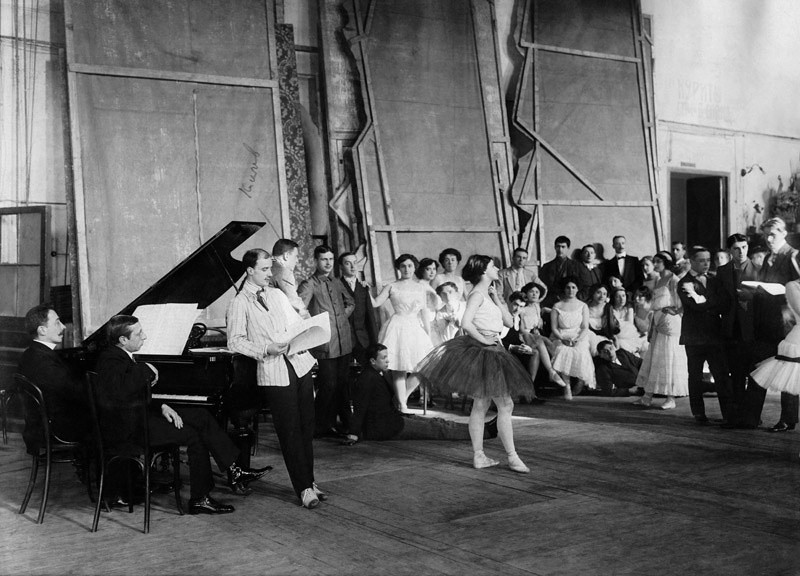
[507,452,530,474]
[549,370,567,388]
[473,450,499,469]
[632,395,652,407]
[660,399,676,410]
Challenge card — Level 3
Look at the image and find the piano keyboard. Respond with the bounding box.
[153,393,211,403]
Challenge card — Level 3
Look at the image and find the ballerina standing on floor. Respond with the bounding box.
[633,251,688,409]
[373,254,436,412]
[416,255,534,473]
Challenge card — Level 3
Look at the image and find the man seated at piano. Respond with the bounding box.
[17,304,91,457]
[227,248,325,509]
[95,314,269,515]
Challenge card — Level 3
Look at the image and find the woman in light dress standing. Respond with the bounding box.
[633,251,688,409]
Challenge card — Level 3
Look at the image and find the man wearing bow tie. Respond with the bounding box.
[677,246,736,426]
[227,248,325,509]
[602,235,643,292]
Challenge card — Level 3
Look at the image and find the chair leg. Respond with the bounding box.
[38,450,52,524]
[144,458,151,534]
[92,462,105,532]
[19,455,39,514]
[171,449,183,515]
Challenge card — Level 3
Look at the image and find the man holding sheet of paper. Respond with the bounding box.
[226,248,328,509]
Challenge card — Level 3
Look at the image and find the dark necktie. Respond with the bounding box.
[256,288,269,311]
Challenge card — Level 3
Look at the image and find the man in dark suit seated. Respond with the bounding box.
[343,344,488,443]
[594,340,642,396]
[17,304,90,455]
[677,246,736,426]
[95,315,269,515]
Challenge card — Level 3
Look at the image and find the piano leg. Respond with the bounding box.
[228,409,256,469]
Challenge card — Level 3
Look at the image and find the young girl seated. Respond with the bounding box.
[604,287,645,355]
[632,286,653,355]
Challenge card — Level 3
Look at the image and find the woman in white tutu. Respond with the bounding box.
[633,251,688,409]
[416,255,533,473]
[751,279,800,402]
[373,254,436,412]
[550,276,596,399]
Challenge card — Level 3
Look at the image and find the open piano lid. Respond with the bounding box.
[82,221,264,350]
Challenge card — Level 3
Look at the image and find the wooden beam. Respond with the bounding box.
[371,225,504,233]
[67,62,278,88]
[520,41,641,64]
[520,199,656,207]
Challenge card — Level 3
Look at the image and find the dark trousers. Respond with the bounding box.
[315,354,352,434]
[148,407,239,499]
[686,344,736,421]
[742,341,800,426]
[726,339,754,421]
[261,360,315,498]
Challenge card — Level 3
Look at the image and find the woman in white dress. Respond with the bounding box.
[416,257,442,327]
[604,287,645,355]
[751,279,800,412]
[585,284,608,356]
[633,251,688,409]
[373,254,436,412]
[431,248,468,298]
[550,276,596,399]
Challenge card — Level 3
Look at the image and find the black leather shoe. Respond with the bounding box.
[227,464,272,489]
[484,417,498,439]
[229,482,253,496]
[769,421,795,433]
[188,495,235,515]
[694,414,710,425]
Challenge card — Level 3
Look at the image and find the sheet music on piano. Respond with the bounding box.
[133,303,201,355]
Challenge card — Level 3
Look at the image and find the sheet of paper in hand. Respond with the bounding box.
[276,312,331,355]
[741,281,786,296]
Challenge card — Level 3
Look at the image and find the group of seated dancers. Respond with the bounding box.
[14,216,800,518]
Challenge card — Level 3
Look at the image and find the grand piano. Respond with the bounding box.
[62,221,265,422]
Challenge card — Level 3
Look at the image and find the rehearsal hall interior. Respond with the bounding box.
[2,0,800,575]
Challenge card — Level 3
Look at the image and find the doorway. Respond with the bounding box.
[669,172,729,250]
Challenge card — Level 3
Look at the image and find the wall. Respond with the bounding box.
[641,0,800,236]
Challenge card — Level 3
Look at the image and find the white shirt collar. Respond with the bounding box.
[34,339,57,350]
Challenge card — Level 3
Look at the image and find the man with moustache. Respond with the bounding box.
[603,235,643,292]
[17,304,90,454]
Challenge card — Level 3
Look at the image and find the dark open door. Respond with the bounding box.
[686,176,727,250]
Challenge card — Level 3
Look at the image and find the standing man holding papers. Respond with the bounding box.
[227,248,326,509]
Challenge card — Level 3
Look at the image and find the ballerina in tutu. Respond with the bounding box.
[416,255,534,473]
[550,276,596,399]
[750,278,800,410]
[373,254,436,412]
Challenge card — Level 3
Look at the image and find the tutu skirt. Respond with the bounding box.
[415,335,535,399]
[751,339,800,395]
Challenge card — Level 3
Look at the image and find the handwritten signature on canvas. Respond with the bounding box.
[238,143,260,198]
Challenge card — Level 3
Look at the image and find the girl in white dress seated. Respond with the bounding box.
[550,276,596,399]
[373,254,436,412]
[585,284,609,356]
[605,287,646,355]
[416,255,534,473]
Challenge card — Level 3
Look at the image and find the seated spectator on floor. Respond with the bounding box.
[431,282,465,346]
[344,344,493,443]
[594,340,642,396]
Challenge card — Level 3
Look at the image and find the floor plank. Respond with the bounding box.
[1,390,799,575]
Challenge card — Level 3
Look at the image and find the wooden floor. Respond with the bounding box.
[2,390,800,576]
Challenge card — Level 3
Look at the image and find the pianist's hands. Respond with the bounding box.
[161,404,184,429]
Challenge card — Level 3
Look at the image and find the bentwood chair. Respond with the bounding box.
[13,374,94,524]
[85,371,183,533]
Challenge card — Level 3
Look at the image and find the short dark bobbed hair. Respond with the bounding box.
[415,258,439,279]
[461,254,493,285]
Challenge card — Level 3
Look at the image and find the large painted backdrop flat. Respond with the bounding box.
[65,0,285,337]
